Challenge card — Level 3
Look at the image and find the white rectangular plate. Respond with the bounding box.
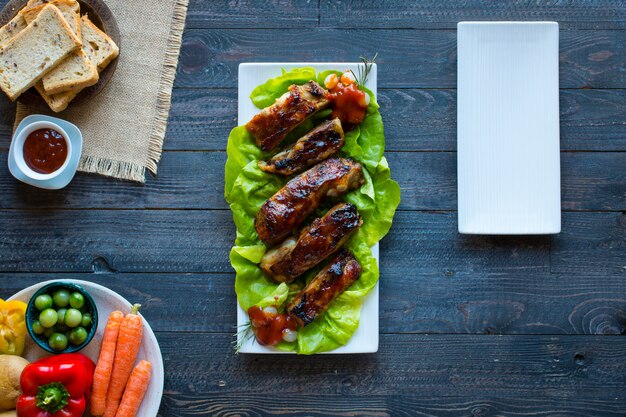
[237,62,379,354]
[457,22,561,234]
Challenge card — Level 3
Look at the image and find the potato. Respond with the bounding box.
[0,410,17,417]
[0,355,29,410]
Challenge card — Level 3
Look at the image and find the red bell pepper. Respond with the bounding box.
[17,353,95,417]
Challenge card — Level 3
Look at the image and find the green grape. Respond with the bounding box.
[52,289,70,307]
[65,308,82,328]
[69,327,88,345]
[39,309,58,328]
[34,294,53,311]
[69,292,85,309]
[31,320,45,335]
[48,333,68,351]
[81,313,91,328]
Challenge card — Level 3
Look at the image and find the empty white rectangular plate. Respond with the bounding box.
[457,22,561,234]
[237,63,379,354]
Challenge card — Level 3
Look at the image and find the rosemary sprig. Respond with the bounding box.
[233,321,255,354]
[350,53,378,87]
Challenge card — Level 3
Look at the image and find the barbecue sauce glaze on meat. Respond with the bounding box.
[245,81,331,151]
[255,157,364,246]
[287,249,362,327]
[260,202,362,283]
[258,118,345,176]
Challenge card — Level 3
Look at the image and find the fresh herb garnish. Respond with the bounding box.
[233,322,254,354]
[351,53,378,87]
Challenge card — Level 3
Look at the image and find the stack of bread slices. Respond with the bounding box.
[0,0,119,112]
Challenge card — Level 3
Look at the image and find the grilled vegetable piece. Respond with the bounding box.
[245,81,331,151]
[260,202,362,282]
[286,249,362,327]
[255,158,364,246]
[258,118,345,176]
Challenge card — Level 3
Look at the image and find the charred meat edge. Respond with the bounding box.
[260,202,362,283]
[258,118,345,176]
[286,249,362,327]
[255,157,364,246]
[245,81,330,151]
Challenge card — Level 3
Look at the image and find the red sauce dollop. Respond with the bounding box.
[248,305,298,346]
[23,128,67,174]
[329,82,368,126]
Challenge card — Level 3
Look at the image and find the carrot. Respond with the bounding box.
[114,360,152,417]
[102,304,144,417]
[91,310,124,416]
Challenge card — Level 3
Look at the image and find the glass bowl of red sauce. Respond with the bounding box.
[12,121,72,180]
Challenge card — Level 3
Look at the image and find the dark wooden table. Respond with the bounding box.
[1,1,625,415]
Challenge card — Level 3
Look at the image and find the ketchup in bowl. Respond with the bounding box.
[23,128,68,174]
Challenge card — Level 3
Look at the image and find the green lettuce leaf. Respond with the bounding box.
[226,67,400,354]
[349,157,401,247]
[256,283,289,308]
[250,67,316,108]
[341,88,384,172]
[231,248,274,311]
[224,126,266,202]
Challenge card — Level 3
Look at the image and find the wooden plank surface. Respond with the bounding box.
[155,333,626,415]
[0,0,625,415]
[186,0,318,29]
[186,0,626,30]
[551,212,626,276]
[158,392,626,417]
[321,0,626,30]
[0,209,234,273]
[175,29,626,89]
[187,0,626,30]
[155,333,626,395]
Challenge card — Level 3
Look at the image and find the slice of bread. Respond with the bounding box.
[0,14,28,47]
[34,81,76,111]
[21,0,81,39]
[41,46,98,94]
[20,0,98,95]
[80,15,118,72]
[0,4,80,101]
[36,16,117,112]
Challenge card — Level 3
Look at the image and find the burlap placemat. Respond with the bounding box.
[15,0,189,182]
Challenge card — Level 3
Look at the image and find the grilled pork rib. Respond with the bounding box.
[258,118,345,176]
[260,203,362,283]
[255,158,364,246]
[245,81,331,151]
[286,249,362,327]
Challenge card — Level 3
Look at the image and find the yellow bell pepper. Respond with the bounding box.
[0,299,27,356]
